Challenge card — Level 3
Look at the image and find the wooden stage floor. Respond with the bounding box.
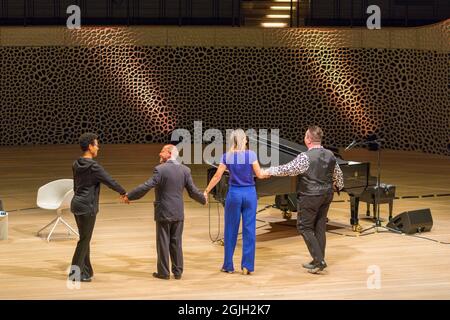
[0,145,449,300]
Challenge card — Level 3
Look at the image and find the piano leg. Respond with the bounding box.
[350,196,362,232]
[389,200,393,221]
[372,201,377,219]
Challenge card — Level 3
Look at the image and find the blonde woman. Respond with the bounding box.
[204,129,266,275]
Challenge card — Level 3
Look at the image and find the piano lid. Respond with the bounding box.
[251,135,305,156]
[249,135,349,166]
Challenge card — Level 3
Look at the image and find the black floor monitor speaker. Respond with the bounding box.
[386,208,433,234]
[275,194,297,212]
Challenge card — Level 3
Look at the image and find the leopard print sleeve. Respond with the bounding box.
[266,153,309,177]
[333,163,345,190]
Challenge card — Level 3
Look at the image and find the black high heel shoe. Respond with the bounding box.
[220,268,234,274]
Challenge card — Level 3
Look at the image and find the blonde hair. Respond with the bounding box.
[228,129,247,152]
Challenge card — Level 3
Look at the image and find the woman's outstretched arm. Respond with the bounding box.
[252,161,269,179]
[204,163,227,196]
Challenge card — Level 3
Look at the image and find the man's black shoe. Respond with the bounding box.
[174,274,182,280]
[68,273,92,282]
[308,261,327,274]
[153,272,170,280]
[302,260,318,269]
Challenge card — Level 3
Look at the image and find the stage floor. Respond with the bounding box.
[0,145,449,299]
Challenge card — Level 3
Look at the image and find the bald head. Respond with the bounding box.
[159,144,179,163]
[165,144,179,157]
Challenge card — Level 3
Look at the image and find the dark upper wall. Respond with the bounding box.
[0,23,449,155]
[0,0,448,27]
[308,0,450,26]
[1,0,239,25]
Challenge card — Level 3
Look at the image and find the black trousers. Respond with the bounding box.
[297,192,333,263]
[70,213,96,278]
[156,220,184,277]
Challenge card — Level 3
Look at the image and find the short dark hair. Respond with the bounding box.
[307,126,323,143]
[79,133,98,152]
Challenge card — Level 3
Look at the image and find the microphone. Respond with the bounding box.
[345,140,358,151]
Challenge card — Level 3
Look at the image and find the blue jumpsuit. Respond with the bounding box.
[221,150,258,272]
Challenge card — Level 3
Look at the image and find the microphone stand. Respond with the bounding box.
[353,139,401,235]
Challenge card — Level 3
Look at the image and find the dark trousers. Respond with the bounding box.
[156,220,184,277]
[297,192,333,263]
[70,214,96,278]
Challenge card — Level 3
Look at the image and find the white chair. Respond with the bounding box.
[36,179,79,242]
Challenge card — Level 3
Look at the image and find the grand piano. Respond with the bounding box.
[206,135,376,231]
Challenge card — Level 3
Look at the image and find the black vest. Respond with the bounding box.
[297,147,336,196]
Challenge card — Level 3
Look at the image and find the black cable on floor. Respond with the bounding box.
[404,233,450,244]
[326,229,450,244]
[208,201,272,244]
[326,230,374,237]
[207,198,222,244]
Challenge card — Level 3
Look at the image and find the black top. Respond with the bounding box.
[297,148,336,196]
[71,158,126,216]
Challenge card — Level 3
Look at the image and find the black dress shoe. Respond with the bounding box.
[302,260,318,269]
[174,274,182,280]
[80,276,92,282]
[68,273,92,282]
[308,261,327,274]
[153,272,170,280]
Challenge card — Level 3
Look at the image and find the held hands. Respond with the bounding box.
[259,169,271,179]
[120,194,130,204]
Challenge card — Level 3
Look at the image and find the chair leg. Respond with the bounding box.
[366,203,370,216]
[60,217,79,237]
[47,217,61,242]
[37,216,59,235]
[38,209,78,241]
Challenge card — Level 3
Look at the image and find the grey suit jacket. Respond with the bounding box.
[127,160,206,222]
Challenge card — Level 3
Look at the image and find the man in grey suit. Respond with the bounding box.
[126,144,206,280]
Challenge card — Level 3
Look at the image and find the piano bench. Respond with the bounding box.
[359,184,396,221]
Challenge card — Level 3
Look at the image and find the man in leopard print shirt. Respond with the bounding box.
[262,126,344,274]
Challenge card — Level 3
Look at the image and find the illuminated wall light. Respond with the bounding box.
[270,6,292,10]
[67,28,174,134]
[266,14,291,18]
[261,22,288,27]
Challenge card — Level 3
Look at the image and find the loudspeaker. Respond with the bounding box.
[387,208,433,234]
